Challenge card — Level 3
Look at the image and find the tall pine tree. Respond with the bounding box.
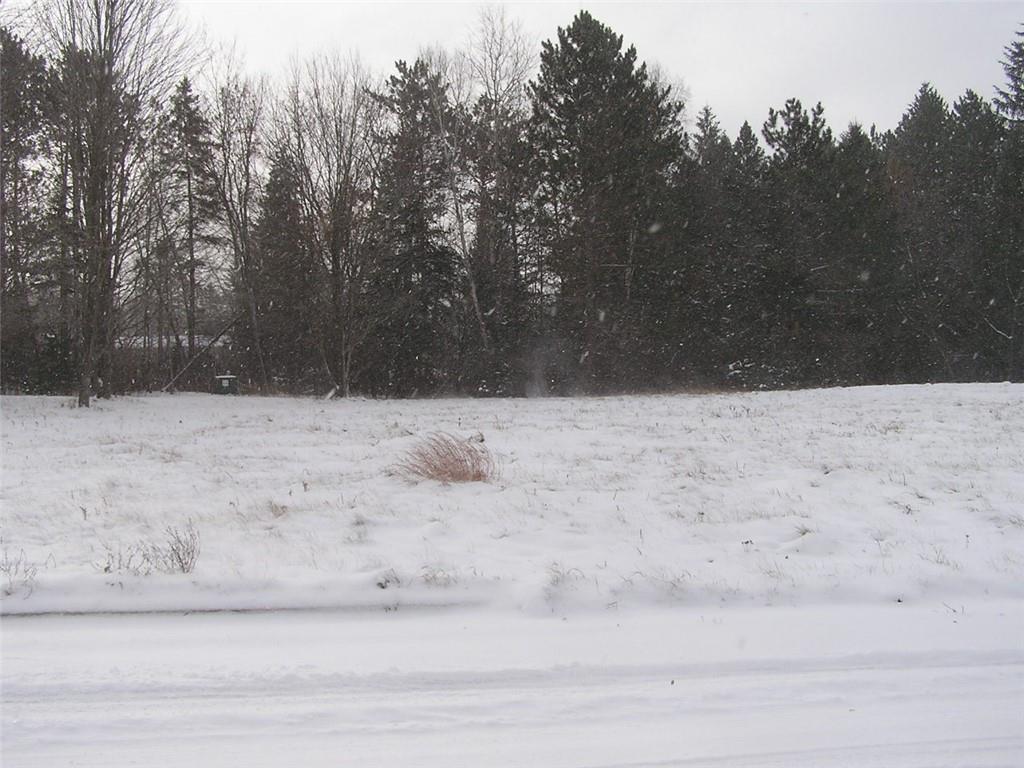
[761,99,836,384]
[366,60,460,396]
[0,29,49,391]
[992,26,1024,380]
[166,77,217,360]
[886,84,957,379]
[255,151,319,387]
[528,11,683,391]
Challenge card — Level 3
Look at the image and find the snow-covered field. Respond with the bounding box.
[2,384,1023,613]
[2,385,1023,766]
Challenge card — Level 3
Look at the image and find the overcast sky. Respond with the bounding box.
[179,1,1022,136]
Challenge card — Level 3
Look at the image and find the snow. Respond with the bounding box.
[4,603,1022,766]
[2,384,1023,766]
[2,384,1022,613]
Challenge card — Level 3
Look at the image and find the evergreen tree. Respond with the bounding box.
[166,77,217,359]
[992,26,1024,380]
[992,122,1024,381]
[886,84,956,379]
[945,91,1005,377]
[732,122,766,184]
[692,106,733,169]
[719,121,771,385]
[831,123,898,382]
[995,25,1024,122]
[681,106,736,383]
[3,10,1021,397]
[528,11,683,391]
[366,59,460,396]
[0,28,49,391]
[255,151,319,387]
[761,99,837,384]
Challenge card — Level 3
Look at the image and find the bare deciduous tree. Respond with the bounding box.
[467,6,533,115]
[207,55,269,391]
[274,53,381,396]
[35,0,193,406]
[416,47,491,354]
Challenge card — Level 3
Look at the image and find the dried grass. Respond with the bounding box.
[1,547,39,596]
[395,432,499,484]
[94,521,201,576]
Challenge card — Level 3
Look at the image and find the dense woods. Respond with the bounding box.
[2,3,1022,402]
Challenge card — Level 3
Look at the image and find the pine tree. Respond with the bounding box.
[831,123,898,382]
[0,28,49,391]
[732,122,766,183]
[692,106,732,169]
[993,122,1024,381]
[255,151,318,387]
[995,25,1024,122]
[992,26,1024,380]
[682,106,736,383]
[943,91,1005,377]
[367,59,460,396]
[760,99,836,384]
[528,11,683,391]
[719,122,770,385]
[886,84,956,380]
[763,99,833,168]
[166,77,217,360]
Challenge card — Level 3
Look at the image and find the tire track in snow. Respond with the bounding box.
[4,606,1022,767]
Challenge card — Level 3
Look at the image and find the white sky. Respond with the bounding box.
[179,1,1022,136]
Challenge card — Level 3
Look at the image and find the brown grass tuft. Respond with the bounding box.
[395,432,499,484]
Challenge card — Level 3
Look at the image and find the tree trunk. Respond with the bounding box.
[185,163,197,359]
[1011,292,1020,382]
[243,277,269,391]
[77,360,92,407]
[78,293,98,407]
[97,287,115,399]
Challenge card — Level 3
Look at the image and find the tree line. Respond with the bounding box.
[2,2,1022,403]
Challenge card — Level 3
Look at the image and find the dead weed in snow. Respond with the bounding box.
[394,432,499,484]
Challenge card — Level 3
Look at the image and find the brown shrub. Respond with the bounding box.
[395,432,499,484]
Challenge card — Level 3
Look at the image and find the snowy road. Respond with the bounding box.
[3,602,1022,767]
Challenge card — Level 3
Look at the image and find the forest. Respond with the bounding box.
[2,1,1022,403]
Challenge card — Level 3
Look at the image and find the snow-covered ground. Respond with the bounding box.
[2,384,1022,613]
[2,385,1023,766]
[4,602,1022,767]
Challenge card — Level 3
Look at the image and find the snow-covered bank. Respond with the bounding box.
[2,384,1022,614]
[3,602,1022,767]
